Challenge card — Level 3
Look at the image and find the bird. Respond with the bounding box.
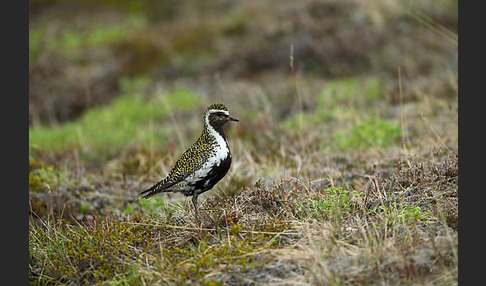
[140,103,239,217]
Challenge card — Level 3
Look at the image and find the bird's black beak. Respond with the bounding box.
[229,116,239,122]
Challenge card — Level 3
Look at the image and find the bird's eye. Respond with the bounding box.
[216,112,224,116]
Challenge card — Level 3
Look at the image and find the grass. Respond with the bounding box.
[30,152,457,284]
[282,77,384,129]
[333,117,401,150]
[29,83,200,162]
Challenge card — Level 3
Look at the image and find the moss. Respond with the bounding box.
[29,217,159,285]
[157,233,271,282]
[29,156,67,193]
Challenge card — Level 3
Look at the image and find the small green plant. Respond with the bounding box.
[400,204,431,222]
[297,187,361,219]
[369,202,432,225]
[29,165,66,193]
[106,263,143,286]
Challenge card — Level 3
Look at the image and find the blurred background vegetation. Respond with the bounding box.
[29,0,457,162]
[29,0,457,123]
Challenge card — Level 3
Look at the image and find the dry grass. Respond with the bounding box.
[30,136,458,284]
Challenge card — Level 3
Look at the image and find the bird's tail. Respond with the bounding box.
[139,180,176,199]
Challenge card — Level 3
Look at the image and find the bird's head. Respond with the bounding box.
[205,103,239,129]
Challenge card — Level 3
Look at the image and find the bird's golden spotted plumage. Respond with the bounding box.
[140,103,239,217]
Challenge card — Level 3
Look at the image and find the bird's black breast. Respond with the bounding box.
[192,154,232,194]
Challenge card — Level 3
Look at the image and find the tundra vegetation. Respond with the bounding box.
[29,0,457,285]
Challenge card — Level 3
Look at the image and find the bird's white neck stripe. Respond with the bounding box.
[208,109,229,116]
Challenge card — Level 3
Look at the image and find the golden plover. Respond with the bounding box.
[140,103,239,216]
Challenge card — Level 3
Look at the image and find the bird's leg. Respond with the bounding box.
[192,194,199,218]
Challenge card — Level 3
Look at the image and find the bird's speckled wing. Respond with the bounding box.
[165,140,210,183]
[140,135,215,198]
